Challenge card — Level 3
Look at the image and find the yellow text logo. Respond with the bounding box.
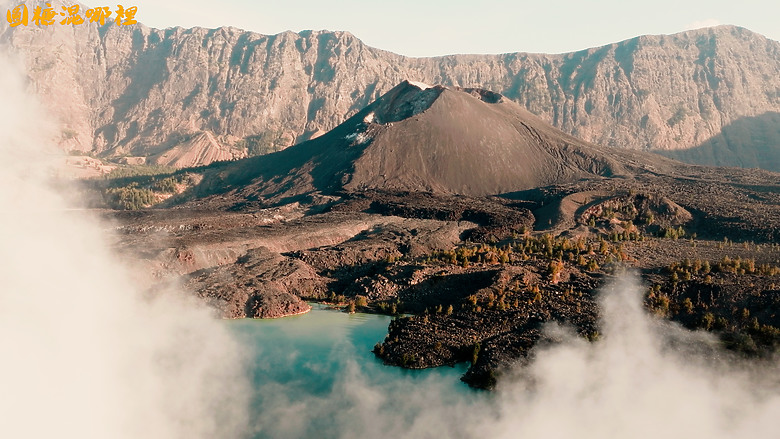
[6,3,138,27]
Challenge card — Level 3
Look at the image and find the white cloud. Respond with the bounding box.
[0,53,251,439]
[685,18,722,30]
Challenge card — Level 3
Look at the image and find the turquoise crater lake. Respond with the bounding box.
[228,304,485,439]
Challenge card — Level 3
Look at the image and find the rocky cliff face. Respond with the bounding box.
[2,19,779,166]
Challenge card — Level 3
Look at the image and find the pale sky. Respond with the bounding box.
[116,0,779,56]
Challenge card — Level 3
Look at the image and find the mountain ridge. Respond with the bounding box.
[2,21,779,168]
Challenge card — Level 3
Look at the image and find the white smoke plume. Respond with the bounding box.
[0,54,250,438]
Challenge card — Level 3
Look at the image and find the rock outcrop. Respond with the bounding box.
[184,247,321,319]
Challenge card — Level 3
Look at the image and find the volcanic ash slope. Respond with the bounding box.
[183,80,676,206]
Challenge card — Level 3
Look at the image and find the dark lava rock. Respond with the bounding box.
[376,265,601,389]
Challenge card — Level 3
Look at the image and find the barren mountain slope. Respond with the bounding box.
[166,81,678,207]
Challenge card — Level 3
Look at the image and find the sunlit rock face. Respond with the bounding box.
[3,22,779,167]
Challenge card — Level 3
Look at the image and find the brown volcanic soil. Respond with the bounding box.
[343,84,637,195]
[110,201,481,319]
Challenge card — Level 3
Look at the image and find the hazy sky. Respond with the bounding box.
[102,1,780,56]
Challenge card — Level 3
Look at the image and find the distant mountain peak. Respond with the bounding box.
[368,81,444,124]
[366,81,509,126]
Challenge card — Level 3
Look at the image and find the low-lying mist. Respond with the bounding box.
[0,54,250,438]
[487,274,780,439]
[244,276,780,439]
